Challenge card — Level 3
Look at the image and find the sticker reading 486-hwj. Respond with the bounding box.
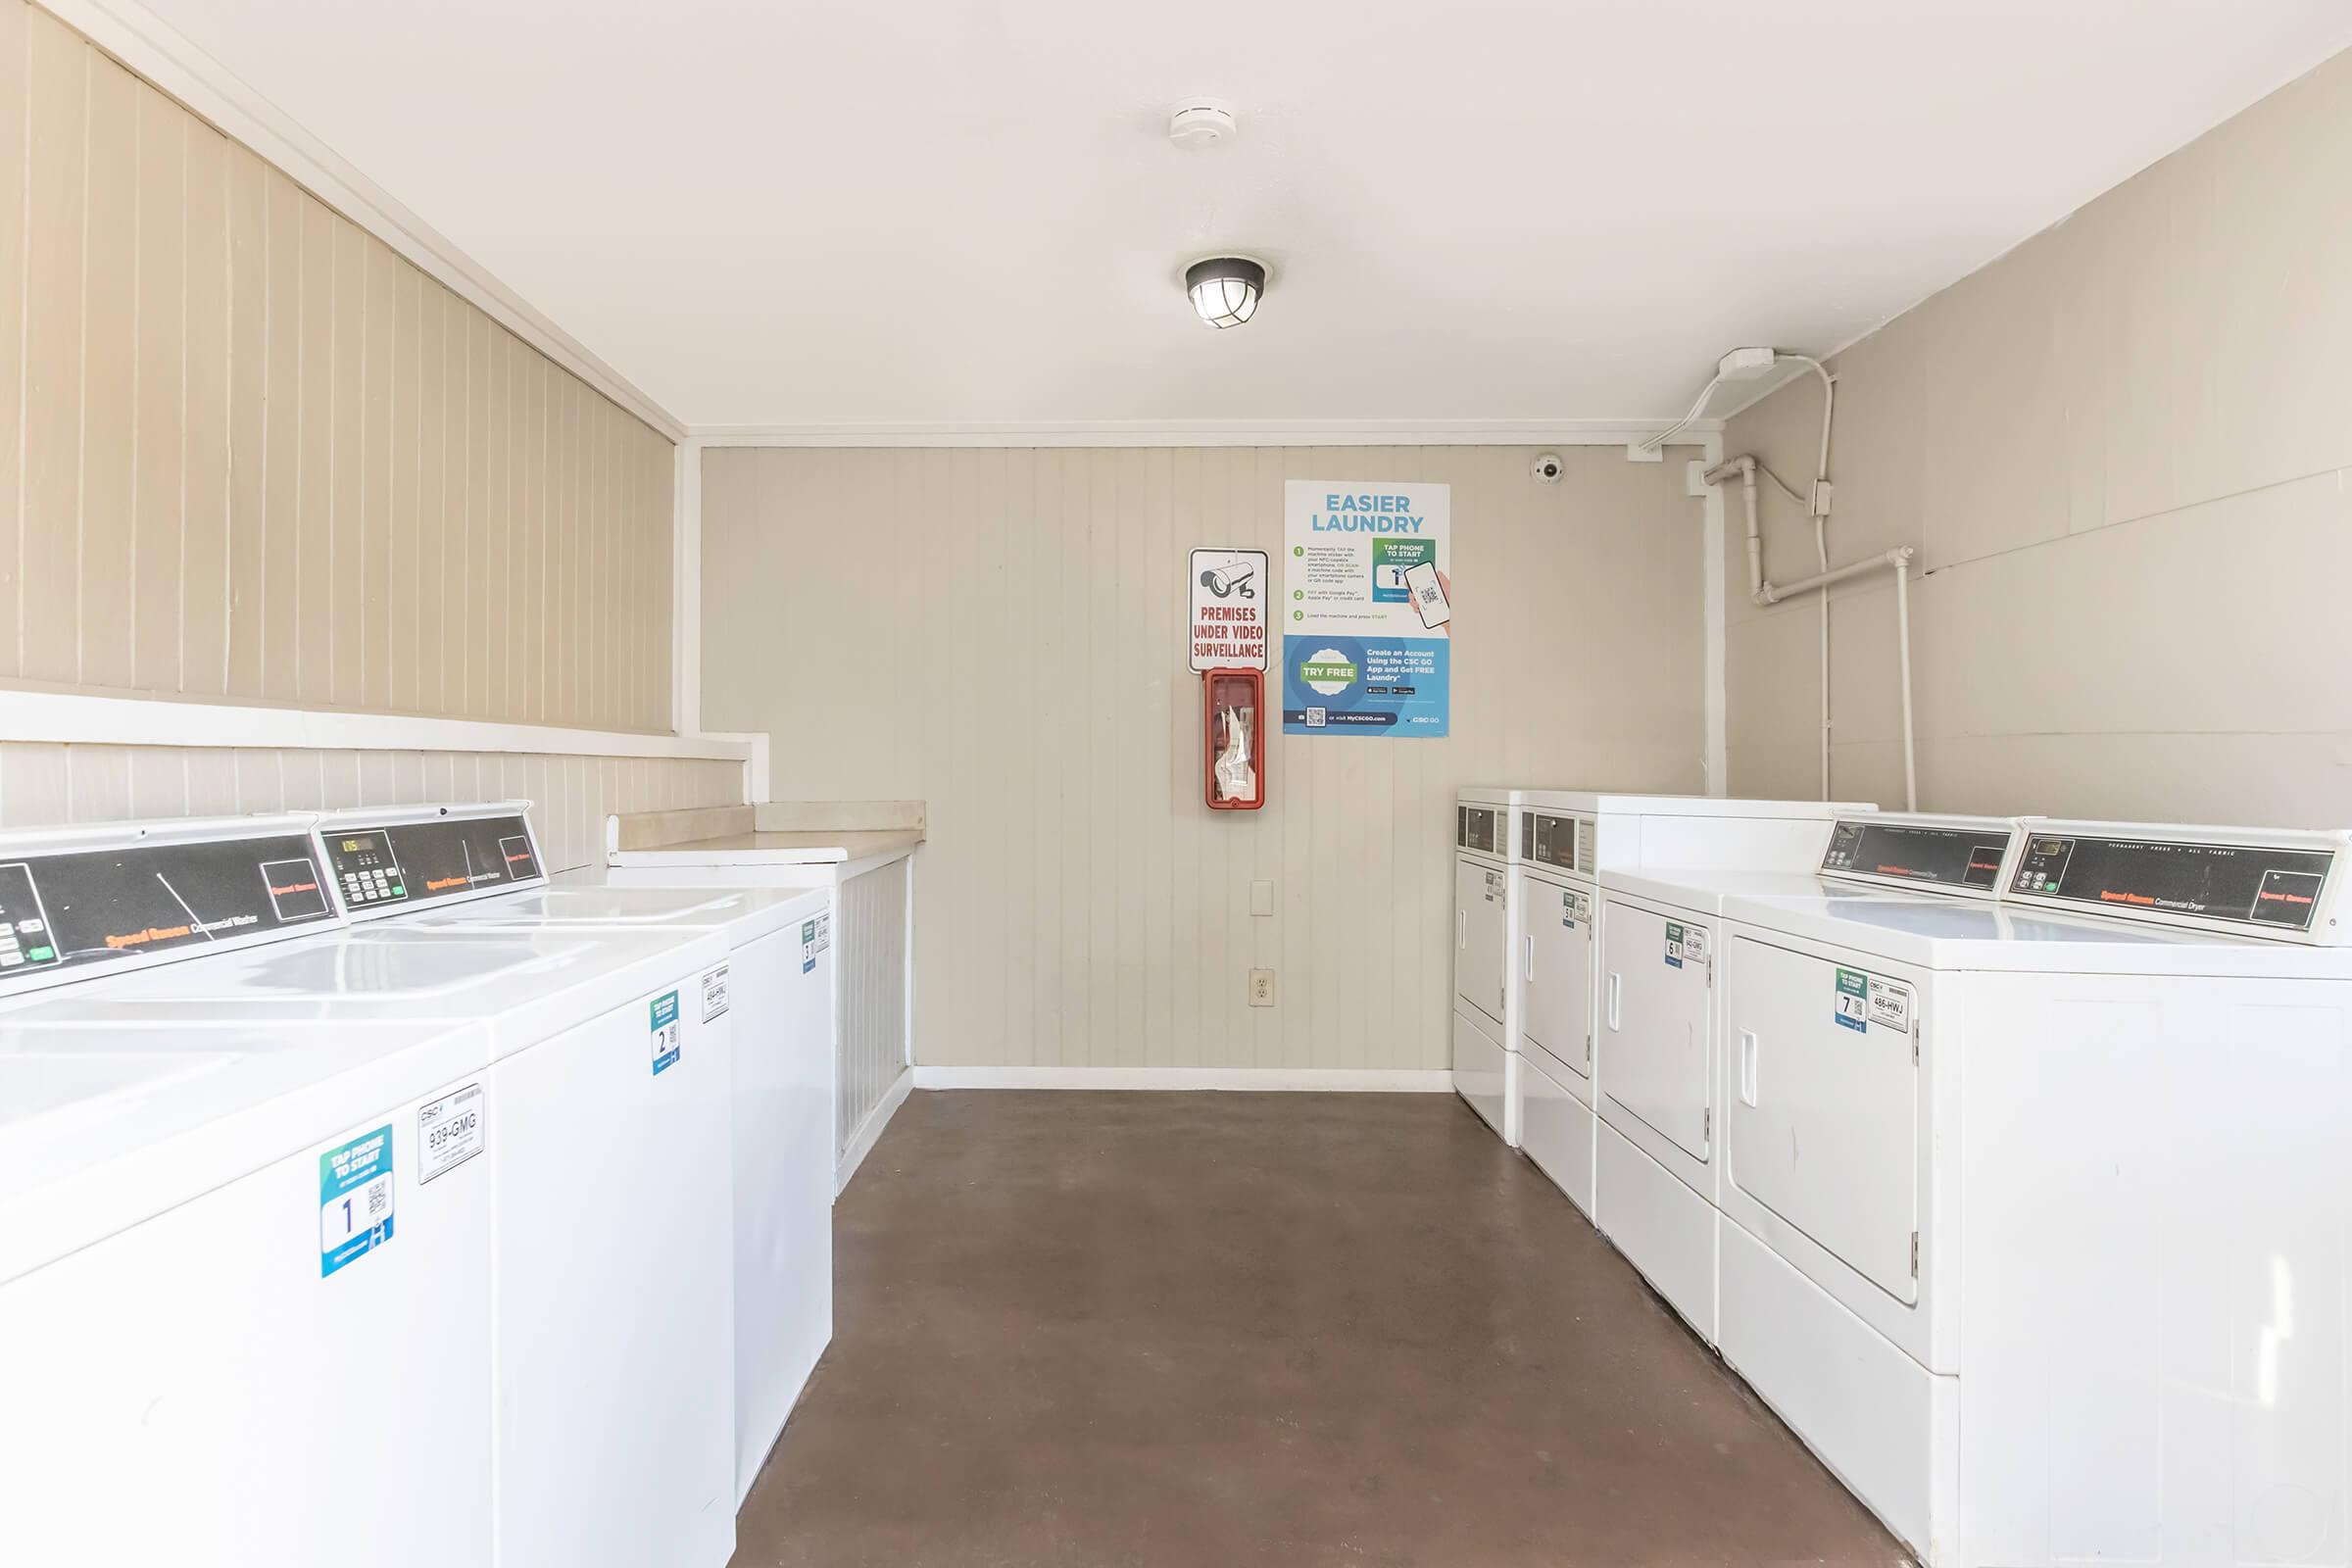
[650,990,682,1075]
[702,963,731,1022]
[319,1125,395,1278]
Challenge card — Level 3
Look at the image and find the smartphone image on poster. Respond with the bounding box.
[1402,561,1450,628]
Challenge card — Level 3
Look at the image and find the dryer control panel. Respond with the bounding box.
[1821,817,2013,894]
[1456,806,1500,855]
[2008,829,2341,939]
[0,825,331,992]
[319,809,542,916]
[1520,810,1588,873]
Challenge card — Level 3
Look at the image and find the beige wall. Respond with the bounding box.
[1724,48,2352,827]
[702,445,1706,1071]
[0,1,711,867]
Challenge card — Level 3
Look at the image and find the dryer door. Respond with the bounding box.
[1454,857,1507,1029]
[1520,873,1592,1081]
[1724,933,1921,1304]
[1600,896,1713,1162]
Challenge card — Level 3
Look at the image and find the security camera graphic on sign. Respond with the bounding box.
[1199,564,1256,600]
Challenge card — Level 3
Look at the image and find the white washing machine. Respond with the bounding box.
[1591,813,2022,1343]
[0,814,500,1568]
[31,838,740,1568]
[1512,791,1870,1218]
[1451,789,1515,1143]
[1716,819,2352,1566]
[319,804,834,1505]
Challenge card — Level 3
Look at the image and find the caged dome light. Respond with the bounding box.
[1185,256,1266,329]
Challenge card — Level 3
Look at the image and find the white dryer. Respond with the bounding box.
[1450,790,1515,1142]
[1716,820,2352,1566]
[1591,813,2020,1343]
[318,803,834,1506]
[1512,791,1869,1218]
[0,815,500,1568]
[32,858,740,1568]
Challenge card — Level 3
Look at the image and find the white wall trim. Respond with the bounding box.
[690,419,1723,450]
[39,0,685,443]
[0,688,757,763]
[673,439,703,735]
[910,1065,1454,1092]
[1698,432,1729,795]
[835,1066,912,1195]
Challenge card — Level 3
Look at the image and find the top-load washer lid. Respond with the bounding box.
[2001,818,2352,945]
[12,923,730,1054]
[366,883,826,947]
[1719,890,2352,978]
[0,1013,493,1284]
[1600,865,1936,915]
[312,801,545,920]
[0,812,338,1002]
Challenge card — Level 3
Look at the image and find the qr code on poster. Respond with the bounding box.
[1305,708,1326,728]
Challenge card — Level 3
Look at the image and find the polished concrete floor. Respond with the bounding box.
[734,1091,1905,1567]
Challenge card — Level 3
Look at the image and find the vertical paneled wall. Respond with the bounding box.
[0,0,673,730]
[702,445,1706,1072]
[1724,48,2352,826]
[0,1,710,868]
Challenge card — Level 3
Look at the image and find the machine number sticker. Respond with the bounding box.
[1561,890,1578,930]
[802,919,818,974]
[650,990,682,1075]
[319,1125,395,1278]
[1664,922,1686,969]
[1834,967,1869,1032]
[416,1084,485,1184]
[702,963,731,1022]
[1868,977,1912,1032]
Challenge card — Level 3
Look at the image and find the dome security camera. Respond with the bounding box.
[1531,453,1564,484]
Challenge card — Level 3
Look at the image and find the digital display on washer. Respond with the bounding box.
[1456,807,1497,854]
[1528,812,1581,872]
[0,832,329,981]
[322,813,542,911]
[1821,820,2010,889]
[2010,834,2333,930]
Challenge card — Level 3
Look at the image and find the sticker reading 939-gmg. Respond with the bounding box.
[650,990,682,1075]
[320,1125,395,1278]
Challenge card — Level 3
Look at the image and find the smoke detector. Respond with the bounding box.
[1169,99,1239,148]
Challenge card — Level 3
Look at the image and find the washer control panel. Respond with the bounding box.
[2009,831,2337,936]
[320,810,542,916]
[1821,818,2012,892]
[0,828,330,990]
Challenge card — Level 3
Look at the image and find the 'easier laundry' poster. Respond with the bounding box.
[1282,481,1450,737]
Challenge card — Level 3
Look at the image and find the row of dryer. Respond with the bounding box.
[1453,791,2352,1568]
[0,802,836,1567]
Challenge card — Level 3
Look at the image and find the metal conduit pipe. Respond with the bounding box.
[1701,451,1921,810]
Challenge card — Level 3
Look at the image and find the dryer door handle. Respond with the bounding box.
[1457,909,1466,950]
[1525,934,1535,982]
[1739,1029,1760,1106]
[1605,972,1622,1032]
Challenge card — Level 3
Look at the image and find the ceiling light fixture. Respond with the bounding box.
[1186,256,1266,329]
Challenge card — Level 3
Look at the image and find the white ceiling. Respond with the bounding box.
[137,0,2352,430]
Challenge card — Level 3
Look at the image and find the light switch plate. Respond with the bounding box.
[1250,880,1274,916]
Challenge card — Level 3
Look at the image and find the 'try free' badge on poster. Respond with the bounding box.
[1282,481,1450,737]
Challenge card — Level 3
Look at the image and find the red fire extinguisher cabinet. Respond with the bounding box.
[1202,668,1266,810]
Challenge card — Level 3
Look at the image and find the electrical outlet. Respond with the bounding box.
[1249,968,1276,1007]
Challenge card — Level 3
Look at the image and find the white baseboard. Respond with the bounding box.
[908,1066,1453,1093]
[835,1066,913,1196]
